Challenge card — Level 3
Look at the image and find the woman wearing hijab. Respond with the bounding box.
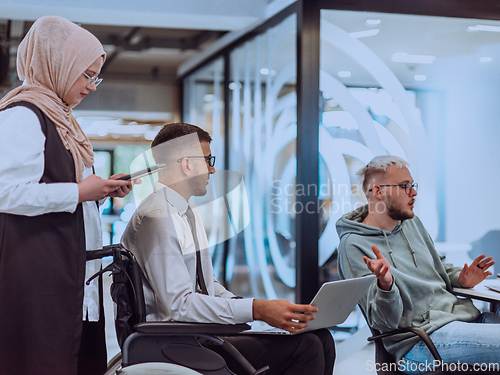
[0,16,132,375]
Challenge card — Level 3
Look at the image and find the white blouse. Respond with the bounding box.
[0,106,103,321]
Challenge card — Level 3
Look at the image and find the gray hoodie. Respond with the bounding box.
[336,205,480,362]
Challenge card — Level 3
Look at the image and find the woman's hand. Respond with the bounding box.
[105,173,141,198]
[78,174,133,203]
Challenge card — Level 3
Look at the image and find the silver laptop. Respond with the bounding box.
[244,275,376,335]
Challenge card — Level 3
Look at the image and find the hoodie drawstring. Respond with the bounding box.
[381,227,418,268]
[382,231,397,268]
[401,228,418,267]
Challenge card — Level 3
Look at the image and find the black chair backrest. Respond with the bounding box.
[87,244,146,349]
[110,247,147,348]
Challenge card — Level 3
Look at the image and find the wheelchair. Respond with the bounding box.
[86,244,269,375]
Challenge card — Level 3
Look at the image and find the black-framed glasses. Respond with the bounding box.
[177,155,216,168]
[82,72,103,89]
[369,181,418,195]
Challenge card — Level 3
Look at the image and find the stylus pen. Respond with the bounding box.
[117,164,167,180]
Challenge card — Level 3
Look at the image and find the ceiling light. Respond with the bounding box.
[129,34,143,46]
[145,131,159,141]
[414,75,427,82]
[391,52,436,64]
[366,19,381,25]
[338,71,351,78]
[468,25,500,32]
[349,29,380,38]
[229,82,242,90]
[479,57,493,63]
[260,68,270,75]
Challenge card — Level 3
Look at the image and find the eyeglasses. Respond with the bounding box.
[82,72,103,89]
[369,181,418,195]
[177,155,216,168]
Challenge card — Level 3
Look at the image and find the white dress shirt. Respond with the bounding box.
[122,182,254,324]
[0,106,102,321]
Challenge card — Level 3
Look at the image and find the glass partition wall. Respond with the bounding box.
[181,1,500,303]
[183,15,298,300]
[318,8,500,272]
[227,16,298,300]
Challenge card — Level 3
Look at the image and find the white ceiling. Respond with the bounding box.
[1,1,500,90]
[0,0,271,30]
[0,0,294,84]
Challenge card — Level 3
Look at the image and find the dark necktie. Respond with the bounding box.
[185,206,208,295]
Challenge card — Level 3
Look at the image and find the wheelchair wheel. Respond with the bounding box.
[117,362,203,374]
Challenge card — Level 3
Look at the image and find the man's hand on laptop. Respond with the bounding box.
[252,299,317,333]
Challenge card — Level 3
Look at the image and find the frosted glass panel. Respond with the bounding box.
[319,10,500,274]
[227,15,297,300]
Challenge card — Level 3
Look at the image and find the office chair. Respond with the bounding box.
[360,307,498,375]
[87,244,269,375]
[361,306,443,375]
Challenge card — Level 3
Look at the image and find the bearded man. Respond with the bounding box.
[336,155,499,374]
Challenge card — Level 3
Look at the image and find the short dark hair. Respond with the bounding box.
[151,122,212,164]
[152,122,212,149]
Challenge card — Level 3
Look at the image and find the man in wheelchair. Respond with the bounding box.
[121,122,335,375]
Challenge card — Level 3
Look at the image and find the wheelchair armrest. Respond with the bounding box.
[368,326,443,362]
[134,321,251,336]
[86,244,122,260]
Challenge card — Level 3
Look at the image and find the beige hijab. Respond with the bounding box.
[0,16,106,182]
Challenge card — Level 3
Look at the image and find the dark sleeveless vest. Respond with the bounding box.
[0,101,86,375]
